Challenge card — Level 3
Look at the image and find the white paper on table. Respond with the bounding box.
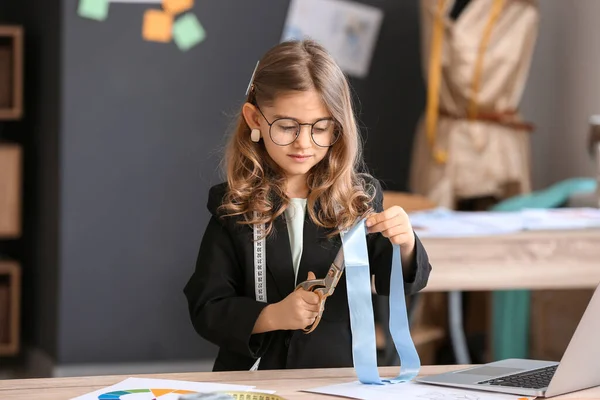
[521,208,600,230]
[249,389,277,394]
[407,207,600,238]
[408,208,525,238]
[281,0,383,78]
[303,380,535,400]
[70,377,257,400]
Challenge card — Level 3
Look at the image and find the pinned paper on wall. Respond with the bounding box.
[142,0,205,51]
[77,0,205,51]
[282,0,384,78]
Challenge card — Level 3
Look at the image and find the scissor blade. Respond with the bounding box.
[332,246,345,271]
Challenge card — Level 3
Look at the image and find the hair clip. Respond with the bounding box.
[245,61,259,96]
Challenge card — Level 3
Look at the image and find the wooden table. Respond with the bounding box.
[1,365,599,399]
[421,228,600,292]
[416,228,600,364]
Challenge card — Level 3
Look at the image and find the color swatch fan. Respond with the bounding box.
[98,388,198,399]
[69,377,257,400]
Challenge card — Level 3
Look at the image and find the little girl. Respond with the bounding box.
[184,40,432,371]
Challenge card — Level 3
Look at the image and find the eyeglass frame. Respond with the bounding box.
[253,104,341,148]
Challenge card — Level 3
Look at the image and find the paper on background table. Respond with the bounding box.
[304,380,535,400]
[408,208,524,238]
[408,207,600,238]
[70,377,257,400]
[520,208,600,230]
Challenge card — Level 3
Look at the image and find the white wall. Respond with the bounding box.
[522,0,598,190]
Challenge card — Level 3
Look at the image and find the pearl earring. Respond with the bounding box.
[250,128,261,143]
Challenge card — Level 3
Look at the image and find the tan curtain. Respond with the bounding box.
[410,0,539,209]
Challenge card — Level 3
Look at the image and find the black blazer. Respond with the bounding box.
[184,178,432,371]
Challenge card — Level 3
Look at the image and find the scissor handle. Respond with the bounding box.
[295,279,326,292]
[295,281,330,334]
[302,290,327,333]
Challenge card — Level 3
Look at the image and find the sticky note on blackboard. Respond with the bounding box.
[142,9,173,42]
[77,0,109,21]
[162,0,194,15]
[172,13,206,51]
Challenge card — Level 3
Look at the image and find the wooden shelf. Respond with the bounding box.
[0,260,21,356]
[383,191,437,213]
[0,25,23,120]
[0,143,22,238]
[0,24,23,359]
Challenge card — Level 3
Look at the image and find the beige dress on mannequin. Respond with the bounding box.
[410,0,539,209]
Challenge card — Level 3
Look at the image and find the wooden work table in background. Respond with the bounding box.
[421,228,600,292]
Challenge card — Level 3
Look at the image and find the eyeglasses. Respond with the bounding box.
[255,105,340,147]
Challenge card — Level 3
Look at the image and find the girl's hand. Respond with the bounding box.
[270,272,320,331]
[366,206,416,254]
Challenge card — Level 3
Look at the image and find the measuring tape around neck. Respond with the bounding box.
[253,212,267,303]
[250,213,267,371]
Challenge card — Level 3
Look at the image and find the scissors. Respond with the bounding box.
[294,247,345,334]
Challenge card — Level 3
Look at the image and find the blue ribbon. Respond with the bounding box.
[341,219,420,384]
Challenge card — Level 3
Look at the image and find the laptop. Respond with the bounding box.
[416,283,600,397]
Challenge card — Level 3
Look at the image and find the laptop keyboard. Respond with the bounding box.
[477,365,558,389]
